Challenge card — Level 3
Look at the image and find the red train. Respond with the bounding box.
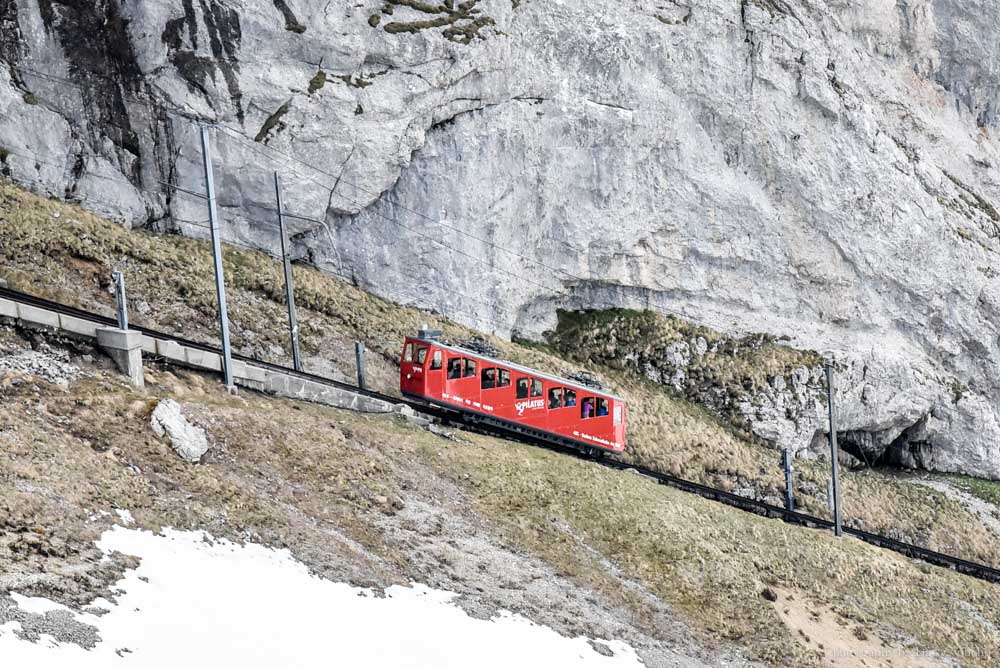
[400,331,626,454]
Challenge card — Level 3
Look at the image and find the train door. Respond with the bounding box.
[478,366,512,415]
[444,355,480,409]
[400,340,427,396]
[423,347,445,398]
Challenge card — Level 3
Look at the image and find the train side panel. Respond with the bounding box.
[401,337,626,453]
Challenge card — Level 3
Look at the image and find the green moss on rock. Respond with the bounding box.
[254,99,292,144]
[308,70,327,94]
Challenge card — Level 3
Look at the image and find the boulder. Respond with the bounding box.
[151,399,208,464]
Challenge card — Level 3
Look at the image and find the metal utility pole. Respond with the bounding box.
[355,341,367,390]
[112,270,129,330]
[782,448,794,512]
[274,172,302,371]
[826,362,843,536]
[200,125,235,390]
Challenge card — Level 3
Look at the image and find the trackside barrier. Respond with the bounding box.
[0,293,393,414]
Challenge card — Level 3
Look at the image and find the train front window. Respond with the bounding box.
[430,350,443,370]
[548,388,563,409]
[416,346,428,365]
[614,405,623,425]
[498,369,511,387]
[481,367,496,389]
[464,359,477,378]
[403,343,414,363]
[530,379,543,397]
[447,358,463,379]
[516,378,529,399]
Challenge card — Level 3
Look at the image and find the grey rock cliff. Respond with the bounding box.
[0,0,998,476]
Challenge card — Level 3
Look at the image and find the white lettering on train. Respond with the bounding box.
[514,399,544,416]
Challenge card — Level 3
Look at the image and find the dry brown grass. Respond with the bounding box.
[420,431,1000,667]
[3,182,1000,572]
[1,320,999,667]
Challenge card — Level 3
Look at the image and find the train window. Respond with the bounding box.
[614,405,623,425]
[403,343,414,363]
[581,397,596,419]
[516,378,529,399]
[416,346,428,365]
[498,369,511,388]
[481,367,496,389]
[447,358,463,379]
[548,387,564,409]
[596,398,609,417]
[430,350,443,370]
[464,358,477,378]
[531,379,543,397]
[564,389,577,407]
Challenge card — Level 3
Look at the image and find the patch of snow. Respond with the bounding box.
[113,509,134,525]
[8,593,75,617]
[0,528,642,667]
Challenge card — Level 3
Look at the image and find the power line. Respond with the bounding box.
[3,64,707,331]
[214,123,583,270]
[213,126,569,298]
[1,147,206,201]
[213,124,712,328]
[6,62,203,122]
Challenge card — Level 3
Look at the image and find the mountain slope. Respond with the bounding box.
[1,0,998,475]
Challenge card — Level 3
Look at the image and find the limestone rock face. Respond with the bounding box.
[1,1,998,476]
[151,399,209,464]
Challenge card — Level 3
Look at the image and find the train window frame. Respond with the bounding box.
[516,377,530,399]
[416,346,429,365]
[596,398,610,418]
[430,350,443,370]
[498,369,511,388]
[580,396,596,419]
[548,387,564,410]
[403,343,414,363]
[564,389,577,408]
[447,358,463,379]
[481,367,497,390]
[464,358,477,378]
[530,379,543,397]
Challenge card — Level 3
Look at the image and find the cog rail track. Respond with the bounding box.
[2,286,999,586]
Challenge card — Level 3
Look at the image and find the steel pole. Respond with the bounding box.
[826,362,843,536]
[200,125,235,390]
[355,341,367,390]
[782,448,794,512]
[274,172,302,371]
[112,270,128,330]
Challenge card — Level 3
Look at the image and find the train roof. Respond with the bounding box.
[407,336,625,402]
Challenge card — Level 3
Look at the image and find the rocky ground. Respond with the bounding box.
[1,324,999,666]
[0,324,745,666]
[2,182,1000,571]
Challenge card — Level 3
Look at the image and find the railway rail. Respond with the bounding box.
[2,285,999,586]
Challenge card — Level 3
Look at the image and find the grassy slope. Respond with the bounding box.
[0,324,998,667]
[2,183,999,567]
[0,186,1000,665]
[2,182,999,566]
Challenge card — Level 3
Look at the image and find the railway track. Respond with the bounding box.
[3,285,999,586]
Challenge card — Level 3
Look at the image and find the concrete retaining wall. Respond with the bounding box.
[0,296,394,414]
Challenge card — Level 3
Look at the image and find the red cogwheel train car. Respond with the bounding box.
[400,331,626,454]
